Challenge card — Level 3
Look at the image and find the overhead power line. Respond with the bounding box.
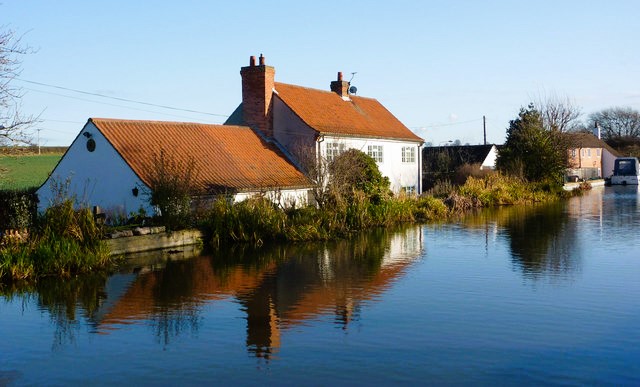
[17,78,230,118]
[410,118,483,130]
[24,87,224,122]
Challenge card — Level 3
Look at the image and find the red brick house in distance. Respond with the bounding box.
[226,55,424,194]
[565,129,621,181]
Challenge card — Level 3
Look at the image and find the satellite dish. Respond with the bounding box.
[349,85,357,95]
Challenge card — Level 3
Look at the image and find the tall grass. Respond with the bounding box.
[0,199,115,283]
[201,192,446,246]
[199,173,570,247]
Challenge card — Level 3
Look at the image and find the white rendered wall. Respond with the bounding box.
[274,98,422,194]
[320,136,422,194]
[234,187,311,208]
[602,149,617,178]
[481,146,498,170]
[36,122,152,217]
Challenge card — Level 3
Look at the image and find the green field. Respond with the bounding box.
[0,154,62,190]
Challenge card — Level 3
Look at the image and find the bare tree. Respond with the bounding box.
[587,107,640,141]
[535,93,582,132]
[290,140,331,208]
[1,26,37,146]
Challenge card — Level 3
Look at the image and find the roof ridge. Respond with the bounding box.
[274,82,378,102]
[90,117,248,130]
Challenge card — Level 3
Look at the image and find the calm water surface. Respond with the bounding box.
[1,186,639,386]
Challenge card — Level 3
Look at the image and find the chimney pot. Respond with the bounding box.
[330,71,349,98]
[593,121,601,139]
[240,54,275,138]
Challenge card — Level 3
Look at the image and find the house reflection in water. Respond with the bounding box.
[93,227,423,358]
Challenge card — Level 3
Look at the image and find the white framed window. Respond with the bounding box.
[597,149,601,156]
[571,149,576,158]
[402,186,416,195]
[402,146,416,163]
[587,149,591,157]
[326,142,345,161]
[367,145,383,162]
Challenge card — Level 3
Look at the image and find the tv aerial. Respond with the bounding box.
[349,72,357,95]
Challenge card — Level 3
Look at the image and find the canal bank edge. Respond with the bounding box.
[106,229,204,256]
[563,179,605,191]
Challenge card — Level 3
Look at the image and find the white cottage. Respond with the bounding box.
[37,118,313,217]
[226,55,424,194]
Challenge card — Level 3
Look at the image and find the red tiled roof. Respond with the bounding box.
[274,83,423,142]
[90,118,312,193]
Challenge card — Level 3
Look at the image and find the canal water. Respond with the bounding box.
[1,186,639,386]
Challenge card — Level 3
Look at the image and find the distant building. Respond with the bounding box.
[422,144,498,189]
[565,132,620,180]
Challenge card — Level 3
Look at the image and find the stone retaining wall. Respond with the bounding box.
[105,228,204,256]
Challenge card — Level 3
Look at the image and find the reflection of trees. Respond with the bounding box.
[0,274,110,350]
[146,259,203,347]
[500,202,581,279]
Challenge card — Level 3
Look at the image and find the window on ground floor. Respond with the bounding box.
[402,186,416,195]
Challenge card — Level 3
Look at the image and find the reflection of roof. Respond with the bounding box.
[273,83,423,142]
[278,262,410,327]
[90,118,312,193]
[96,249,419,332]
[564,132,621,157]
[97,257,275,329]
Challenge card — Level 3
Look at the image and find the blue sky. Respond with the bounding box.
[4,0,639,146]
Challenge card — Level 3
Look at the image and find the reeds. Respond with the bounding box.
[201,191,443,246]
[198,173,571,248]
[0,199,115,283]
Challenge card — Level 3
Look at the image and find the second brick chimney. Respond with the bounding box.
[330,72,350,99]
[240,54,275,138]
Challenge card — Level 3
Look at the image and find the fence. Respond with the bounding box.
[565,168,601,182]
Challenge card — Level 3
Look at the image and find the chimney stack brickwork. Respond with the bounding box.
[241,54,275,138]
[330,71,350,98]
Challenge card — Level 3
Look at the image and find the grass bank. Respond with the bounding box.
[0,153,62,189]
[0,200,119,284]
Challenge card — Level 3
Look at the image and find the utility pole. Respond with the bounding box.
[483,116,487,145]
[37,129,42,155]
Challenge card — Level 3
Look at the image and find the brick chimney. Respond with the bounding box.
[240,54,275,138]
[330,72,350,98]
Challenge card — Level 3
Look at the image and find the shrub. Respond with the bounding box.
[327,149,391,206]
[0,188,37,229]
[0,199,113,282]
[414,195,449,222]
[145,149,200,230]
